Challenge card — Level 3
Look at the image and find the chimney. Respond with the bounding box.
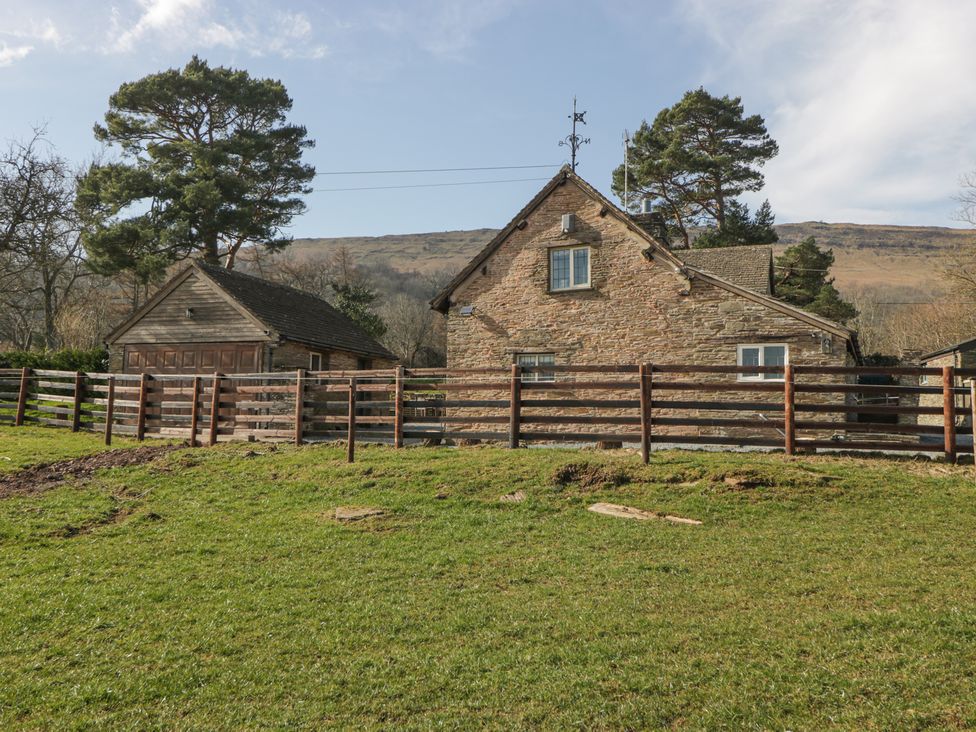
[630,202,670,247]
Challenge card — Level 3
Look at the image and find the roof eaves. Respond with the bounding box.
[685,265,855,341]
[104,264,197,344]
[430,167,572,313]
[920,336,976,362]
[430,166,689,312]
[286,335,396,361]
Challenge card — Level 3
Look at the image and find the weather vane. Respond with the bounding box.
[559,96,590,172]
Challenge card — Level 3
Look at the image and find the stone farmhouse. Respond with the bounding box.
[106,261,397,374]
[432,166,859,376]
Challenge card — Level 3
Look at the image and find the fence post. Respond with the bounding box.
[509,363,521,449]
[189,376,201,447]
[104,376,116,446]
[294,369,305,446]
[971,379,976,468]
[347,377,357,463]
[784,363,796,456]
[394,365,405,449]
[208,372,221,447]
[944,365,957,463]
[14,367,29,426]
[71,371,84,432]
[639,363,651,464]
[136,372,149,441]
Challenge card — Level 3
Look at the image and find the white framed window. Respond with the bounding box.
[549,246,590,291]
[309,352,324,371]
[516,353,555,382]
[737,344,788,381]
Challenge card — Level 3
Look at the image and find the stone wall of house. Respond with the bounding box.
[269,341,396,372]
[443,178,854,442]
[108,344,124,372]
[919,351,972,430]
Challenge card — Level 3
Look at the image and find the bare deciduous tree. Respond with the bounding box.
[0,131,86,349]
[379,294,445,366]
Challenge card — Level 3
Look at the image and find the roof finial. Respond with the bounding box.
[559,96,590,172]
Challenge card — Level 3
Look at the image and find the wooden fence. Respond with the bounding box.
[2,364,975,463]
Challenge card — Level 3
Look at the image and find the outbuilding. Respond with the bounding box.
[106,261,396,374]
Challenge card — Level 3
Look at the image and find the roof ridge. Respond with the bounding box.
[193,260,339,306]
[192,260,396,360]
[430,166,683,312]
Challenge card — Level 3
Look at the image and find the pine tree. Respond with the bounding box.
[692,200,778,248]
[612,88,778,247]
[331,282,387,339]
[76,56,314,278]
[775,237,857,323]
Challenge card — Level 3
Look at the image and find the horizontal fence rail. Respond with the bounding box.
[2,363,975,463]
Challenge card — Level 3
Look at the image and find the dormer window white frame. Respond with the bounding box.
[549,245,590,292]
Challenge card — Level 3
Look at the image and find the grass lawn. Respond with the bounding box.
[1,426,976,729]
[0,426,146,473]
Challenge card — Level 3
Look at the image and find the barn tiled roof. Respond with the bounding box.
[195,262,396,360]
[675,245,774,294]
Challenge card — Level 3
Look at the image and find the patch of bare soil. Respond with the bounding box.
[551,462,630,491]
[0,445,180,499]
[717,471,764,491]
[905,462,974,479]
[54,486,163,538]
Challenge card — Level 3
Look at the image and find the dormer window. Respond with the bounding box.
[550,245,590,291]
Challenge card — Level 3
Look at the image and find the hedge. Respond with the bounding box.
[0,348,109,372]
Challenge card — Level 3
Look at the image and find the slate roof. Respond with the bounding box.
[195,262,396,360]
[675,245,774,295]
[920,336,976,363]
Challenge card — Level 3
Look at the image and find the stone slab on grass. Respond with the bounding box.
[334,506,385,522]
[588,502,702,526]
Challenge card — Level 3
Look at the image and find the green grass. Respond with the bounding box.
[0,425,144,472]
[1,426,976,729]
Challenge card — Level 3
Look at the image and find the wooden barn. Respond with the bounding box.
[106,261,397,374]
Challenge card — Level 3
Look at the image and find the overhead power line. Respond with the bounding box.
[314,164,561,176]
[313,176,551,193]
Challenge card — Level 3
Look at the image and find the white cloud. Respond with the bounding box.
[0,2,328,61]
[110,0,241,53]
[0,14,61,66]
[0,43,33,67]
[677,0,976,225]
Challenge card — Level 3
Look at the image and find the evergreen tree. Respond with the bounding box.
[76,56,314,278]
[775,237,857,323]
[612,88,778,247]
[331,281,387,339]
[693,200,778,248]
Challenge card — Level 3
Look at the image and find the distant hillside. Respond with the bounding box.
[288,229,498,278]
[289,222,973,295]
[773,222,971,293]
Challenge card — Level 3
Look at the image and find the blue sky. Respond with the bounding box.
[2,0,974,238]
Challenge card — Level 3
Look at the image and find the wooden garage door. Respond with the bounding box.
[123,343,263,374]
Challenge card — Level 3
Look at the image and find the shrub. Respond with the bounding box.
[0,348,109,372]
